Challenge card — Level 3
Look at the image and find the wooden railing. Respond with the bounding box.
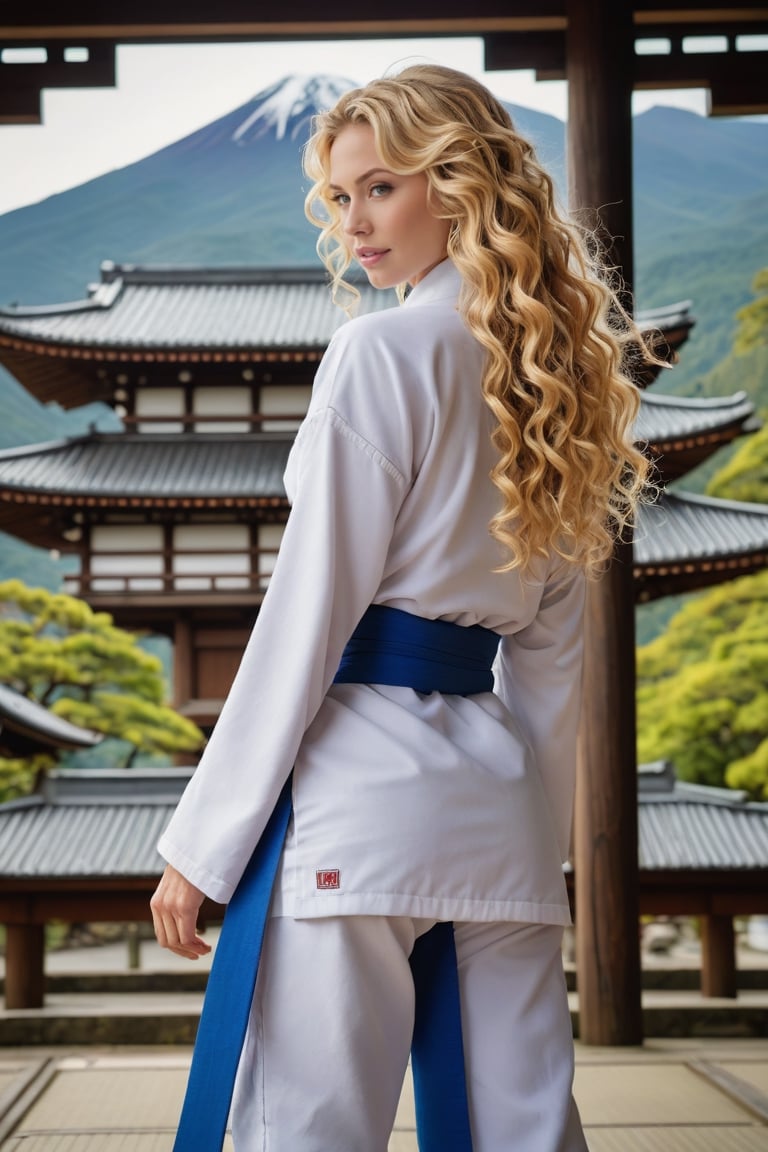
[121,412,306,430]
[63,545,281,597]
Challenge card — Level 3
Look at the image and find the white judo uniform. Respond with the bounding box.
[159,258,588,1152]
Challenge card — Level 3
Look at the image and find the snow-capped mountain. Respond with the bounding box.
[0,74,565,309]
[232,74,355,143]
[0,72,765,389]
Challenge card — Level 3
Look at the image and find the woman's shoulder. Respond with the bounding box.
[334,292,466,354]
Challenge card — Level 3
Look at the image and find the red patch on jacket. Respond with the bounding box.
[316,869,341,890]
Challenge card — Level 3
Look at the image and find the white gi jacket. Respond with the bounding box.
[159,259,585,927]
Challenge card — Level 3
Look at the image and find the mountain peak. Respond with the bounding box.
[232,74,356,144]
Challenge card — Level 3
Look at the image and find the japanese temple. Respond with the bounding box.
[0,263,766,725]
[1,0,767,1048]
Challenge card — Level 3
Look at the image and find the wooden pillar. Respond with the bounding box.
[701,915,737,999]
[174,614,194,710]
[566,0,635,290]
[567,0,643,1046]
[5,924,45,1009]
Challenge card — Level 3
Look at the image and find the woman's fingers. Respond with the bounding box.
[150,864,213,960]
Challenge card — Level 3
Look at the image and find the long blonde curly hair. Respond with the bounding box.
[304,64,652,574]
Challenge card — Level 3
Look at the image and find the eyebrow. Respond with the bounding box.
[328,168,396,191]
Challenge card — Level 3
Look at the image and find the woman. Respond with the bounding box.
[152,65,649,1151]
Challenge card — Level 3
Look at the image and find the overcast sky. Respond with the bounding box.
[0,38,716,217]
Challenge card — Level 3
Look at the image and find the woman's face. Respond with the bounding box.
[328,122,451,289]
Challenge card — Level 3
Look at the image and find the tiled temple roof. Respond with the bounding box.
[636,491,768,565]
[0,770,190,878]
[636,390,755,445]
[638,761,768,871]
[1,766,764,879]
[0,263,691,362]
[634,491,768,599]
[1,436,766,598]
[0,433,291,506]
[637,391,755,482]
[0,386,755,504]
[0,265,392,353]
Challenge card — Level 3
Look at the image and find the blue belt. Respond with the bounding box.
[173,604,499,1152]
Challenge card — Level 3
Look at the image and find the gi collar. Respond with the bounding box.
[403,259,462,308]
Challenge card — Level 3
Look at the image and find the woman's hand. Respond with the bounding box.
[150,864,212,961]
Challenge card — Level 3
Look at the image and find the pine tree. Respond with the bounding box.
[0,580,204,800]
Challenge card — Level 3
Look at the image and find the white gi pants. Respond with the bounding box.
[232,916,587,1152]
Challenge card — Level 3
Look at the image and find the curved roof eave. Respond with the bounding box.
[633,490,768,596]
[0,683,103,751]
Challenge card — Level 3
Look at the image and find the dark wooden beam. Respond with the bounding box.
[710,74,768,115]
[4,924,45,1009]
[0,2,567,43]
[4,869,767,1006]
[485,29,768,104]
[2,4,766,122]
[0,41,116,124]
[634,47,768,90]
[568,0,643,1048]
[484,30,564,72]
[174,613,195,710]
[634,551,768,601]
[701,914,738,998]
[633,0,768,22]
[0,87,41,124]
[0,41,115,91]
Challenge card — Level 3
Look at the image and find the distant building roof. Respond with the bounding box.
[0,434,766,599]
[0,433,291,513]
[0,388,754,508]
[1,764,765,880]
[638,391,756,483]
[634,300,695,388]
[0,264,393,354]
[0,262,690,382]
[0,769,190,878]
[634,490,768,599]
[0,683,103,755]
[638,760,768,871]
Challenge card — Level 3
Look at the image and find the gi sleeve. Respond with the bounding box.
[493,559,586,862]
[158,406,409,903]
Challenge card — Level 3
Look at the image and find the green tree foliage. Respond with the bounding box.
[706,423,768,504]
[0,580,204,800]
[637,570,768,798]
[0,753,52,808]
[734,267,768,356]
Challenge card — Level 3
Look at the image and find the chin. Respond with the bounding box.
[363,268,399,291]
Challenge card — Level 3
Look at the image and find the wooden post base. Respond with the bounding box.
[5,923,45,1008]
[701,914,737,998]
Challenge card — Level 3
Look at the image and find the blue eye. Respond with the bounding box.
[331,193,350,206]
[370,183,392,197]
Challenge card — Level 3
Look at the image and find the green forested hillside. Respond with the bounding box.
[637,570,768,798]
[638,195,768,395]
[706,424,768,504]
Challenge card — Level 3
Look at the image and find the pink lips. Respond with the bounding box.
[356,248,389,267]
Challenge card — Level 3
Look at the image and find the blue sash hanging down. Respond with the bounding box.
[172,604,500,1152]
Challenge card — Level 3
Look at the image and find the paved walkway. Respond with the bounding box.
[1,1037,767,1150]
[1,936,767,1149]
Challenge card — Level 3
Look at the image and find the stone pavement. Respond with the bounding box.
[1,936,767,1149]
[1,1037,768,1150]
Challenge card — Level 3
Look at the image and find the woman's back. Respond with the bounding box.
[295,260,556,636]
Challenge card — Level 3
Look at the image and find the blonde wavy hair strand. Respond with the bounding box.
[303,64,653,575]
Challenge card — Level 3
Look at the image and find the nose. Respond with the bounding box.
[342,199,370,237]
